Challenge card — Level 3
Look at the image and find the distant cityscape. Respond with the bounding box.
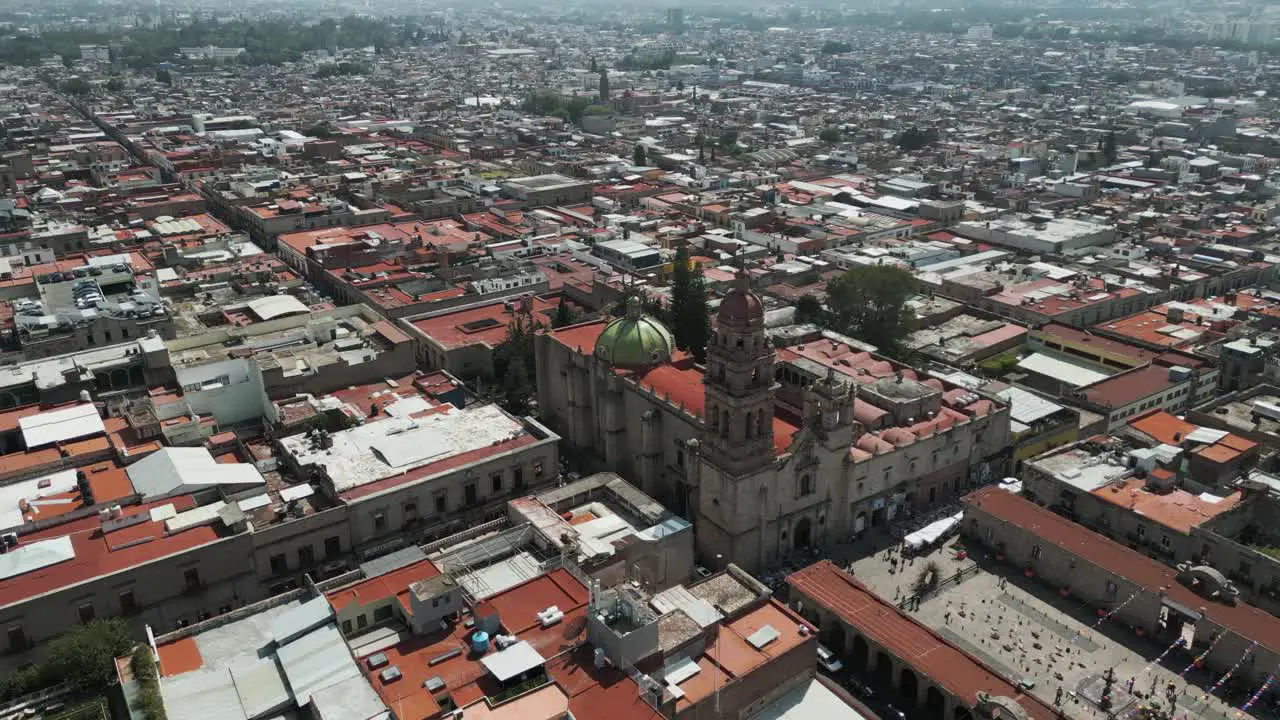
[1,3,1280,720]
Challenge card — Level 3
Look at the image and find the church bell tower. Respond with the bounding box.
[702,270,777,477]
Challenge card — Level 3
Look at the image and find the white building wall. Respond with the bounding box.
[175,357,274,425]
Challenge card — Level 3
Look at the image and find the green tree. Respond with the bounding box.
[610,290,665,320]
[818,127,842,143]
[104,76,125,92]
[492,313,539,414]
[1101,130,1117,165]
[633,144,648,166]
[794,293,824,325]
[896,126,936,152]
[155,68,171,84]
[825,265,916,355]
[132,649,166,720]
[718,129,739,150]
[0,663,46,700]
[502,357,533,415]
[820,40,853,54]
[43,618,134,693]
[523,89,564,116]
[668,244,711,362]
[565,96,590,124]
[60,77,91,95]
[552,297,575,328]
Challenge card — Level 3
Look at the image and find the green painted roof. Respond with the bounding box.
[594,312,675,369]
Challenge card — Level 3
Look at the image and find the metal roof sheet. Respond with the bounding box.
[229,656,291,719]
[277,623,363,707]
[0,535,75,581]
[247,294,310,321]
[270,596,334,647]
[18,403,104,449]
[480,640,546,682]
[1016,353,1109,388]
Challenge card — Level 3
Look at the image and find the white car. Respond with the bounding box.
[816,644,843,673]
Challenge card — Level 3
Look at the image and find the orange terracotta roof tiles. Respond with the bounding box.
[0,508,224,607]
[156,636,203,677]
[788,560,1057,719]
[325,558,440,614]
[1090,478,1240,533]
[965,487,1280,655]
[548,320,608,355]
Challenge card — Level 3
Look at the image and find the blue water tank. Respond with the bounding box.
[471,631,490,655]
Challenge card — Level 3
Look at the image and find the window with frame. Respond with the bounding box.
[798,474,814,497]
[464,483,477,505]
[373,605,393,622]
[1031,544,1042,559]
[373,511,387,532]
[492,472,504,493]
[324,535,341,560]
[78,603,95,624]
[119,590,138,615]
[184,568,200,591]
[270,553,288,575]
[298,545,315,567]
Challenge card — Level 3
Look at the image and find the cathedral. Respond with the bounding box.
[534,271,1011,572]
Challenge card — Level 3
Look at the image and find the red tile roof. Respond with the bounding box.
[0,496,223,608]
[1079,364,1177,409]
[964,487,1280,654]
[788,560,1056,719]
[411,297,557,351]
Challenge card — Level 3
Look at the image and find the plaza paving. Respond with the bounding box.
[812,532,1261,720]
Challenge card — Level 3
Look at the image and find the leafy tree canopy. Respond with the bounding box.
[824,265,916,355]
[668,244,711,363]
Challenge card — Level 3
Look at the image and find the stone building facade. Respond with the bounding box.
[535,271,1012,572]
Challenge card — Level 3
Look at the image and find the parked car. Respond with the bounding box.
[817,644,844,674]
[841,676,875,702]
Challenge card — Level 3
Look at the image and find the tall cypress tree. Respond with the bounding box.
[668,244,710,363]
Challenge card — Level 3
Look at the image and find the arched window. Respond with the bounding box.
[720,410,730,438]
[799,474,814,497]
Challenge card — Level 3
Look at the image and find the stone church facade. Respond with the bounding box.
[534,273,1012,572]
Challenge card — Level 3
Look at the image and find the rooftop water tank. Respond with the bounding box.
[471,630,490,655]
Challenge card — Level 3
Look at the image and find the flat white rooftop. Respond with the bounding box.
[750,677,869,720]
[19,403,104,448]
[278,403,525,493]
[1017,352,1110,388]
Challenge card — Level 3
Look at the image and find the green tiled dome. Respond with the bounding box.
[595,299,675,369]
